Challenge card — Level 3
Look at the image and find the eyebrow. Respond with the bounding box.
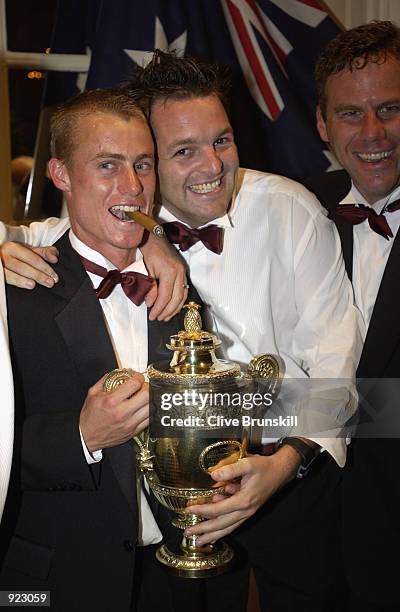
[165,127,234,153]
[92,152,155,162]
[334,99,400,113]
[165,138,195,154]
[333,104,360,112]
[377,99,400,107]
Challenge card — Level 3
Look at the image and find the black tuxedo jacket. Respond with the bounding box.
[0,232,192,611]
[304,170,400,604]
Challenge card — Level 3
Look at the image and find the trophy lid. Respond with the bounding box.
[148,302,241,382]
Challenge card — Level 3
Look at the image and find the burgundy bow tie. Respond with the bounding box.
[331,200,400,240]
[79,255,153,306]
[162,221,224,254]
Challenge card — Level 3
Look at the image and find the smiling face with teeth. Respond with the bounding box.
[317,56,400,204]
[48,112,155,269]
[150,95,239,228]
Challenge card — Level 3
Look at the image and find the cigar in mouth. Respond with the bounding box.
[126,211,164,237]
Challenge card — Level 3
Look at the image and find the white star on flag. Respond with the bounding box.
[323,149,342,172]
[125,17,187,67]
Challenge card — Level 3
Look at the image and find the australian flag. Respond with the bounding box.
[49,0,342,180]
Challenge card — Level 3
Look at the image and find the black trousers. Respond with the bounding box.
[218,453,343,612]
[140,533,249,612]
[346,596,400,612]
[133,544,175,612]
[140,454,342,612]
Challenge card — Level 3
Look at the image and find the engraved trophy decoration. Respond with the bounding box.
[104,303,280,578]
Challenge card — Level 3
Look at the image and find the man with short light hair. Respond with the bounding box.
[0,88,189,612]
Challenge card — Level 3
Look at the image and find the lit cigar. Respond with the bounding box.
[126,211,165,237]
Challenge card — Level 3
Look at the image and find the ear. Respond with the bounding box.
[47,158,71,194]
[316,106,329,143]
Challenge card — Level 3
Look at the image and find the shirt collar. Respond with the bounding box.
[341,183,400,213]
[157,205,233,230]
[68,230,147,276]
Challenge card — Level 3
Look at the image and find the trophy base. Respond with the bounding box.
[156,540,234,578]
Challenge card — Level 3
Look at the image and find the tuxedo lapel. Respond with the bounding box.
[334,218,354,281]
[52,233,179,377]
[302,170,353,279]
[51,233,137,511]
[148,317,179,364]
[55,279,117,388]
[358,230,400,378]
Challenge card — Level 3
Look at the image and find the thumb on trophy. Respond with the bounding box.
[209,457,249,484]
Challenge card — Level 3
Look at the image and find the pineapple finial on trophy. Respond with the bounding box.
[183,301,202,335]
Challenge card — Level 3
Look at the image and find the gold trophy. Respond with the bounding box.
[104,303,280,578]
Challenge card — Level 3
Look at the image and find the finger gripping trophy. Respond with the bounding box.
[104,302,280,578]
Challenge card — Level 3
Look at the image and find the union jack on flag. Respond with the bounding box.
[47,0,342,180]
[221,0,333,122]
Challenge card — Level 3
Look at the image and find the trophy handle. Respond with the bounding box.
[101,368,156,477]
[247,353,284,394]
[133,430,155,478]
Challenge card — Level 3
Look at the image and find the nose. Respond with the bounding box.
[197,146,223,176]
[359,110,386,142]
[118,167,143,196]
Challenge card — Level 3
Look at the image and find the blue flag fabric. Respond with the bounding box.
[50,0,342,180]
[44,0,101,107]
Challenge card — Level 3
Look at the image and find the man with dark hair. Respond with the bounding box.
[307,20,400,612]
[135,51,231,109]
[1,53,361,611]
[0,87,191,612]
[124,50,360,612]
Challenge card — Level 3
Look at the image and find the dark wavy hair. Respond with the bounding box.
[315,21,400,117]
[124,49,232,116]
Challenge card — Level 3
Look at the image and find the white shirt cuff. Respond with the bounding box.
[79,427,102,464]
[307,436,346,467]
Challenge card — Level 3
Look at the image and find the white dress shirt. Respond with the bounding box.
[158,169,362,466]
[0,262,14,521]
[69,231,161,546]
[0,217,70,247]
[339,183,400,340]
[0,169,362,466]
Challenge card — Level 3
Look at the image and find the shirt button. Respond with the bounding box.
[123,540,134,552]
